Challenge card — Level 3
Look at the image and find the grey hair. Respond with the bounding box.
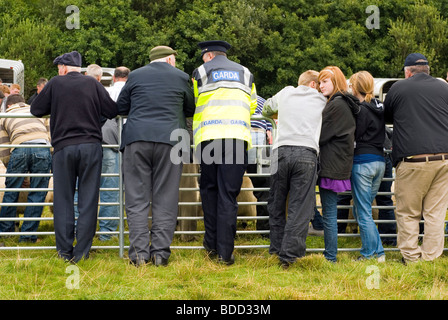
[405,65,430,75]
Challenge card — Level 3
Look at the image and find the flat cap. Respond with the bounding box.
[53,51,82,67]
[149,46,177,61]
[198,40,231,56]
[404,53,428,68]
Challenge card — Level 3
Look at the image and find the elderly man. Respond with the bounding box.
[31,51,118,263]
[384,53,448,264]
[117,46,195,267]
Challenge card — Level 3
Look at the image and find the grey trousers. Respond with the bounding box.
[122,141,183,263]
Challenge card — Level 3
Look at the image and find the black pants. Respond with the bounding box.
[198,139,248,260]
[268,146,318,263]
[52,143,102,262]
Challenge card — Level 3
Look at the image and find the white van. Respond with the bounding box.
[0,59,25,95]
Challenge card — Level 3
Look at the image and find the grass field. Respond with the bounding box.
[0,223,447,301]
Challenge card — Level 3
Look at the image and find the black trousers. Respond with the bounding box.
[52,143,102,262]
[198,139,248,260]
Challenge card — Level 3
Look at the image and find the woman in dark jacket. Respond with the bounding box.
[349,71,386,262]
[318,66,360,262]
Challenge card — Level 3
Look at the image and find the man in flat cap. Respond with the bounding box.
[384,53,448,264]
[192,40,257,265]
[117,45,195,267]
[31,50,118,263]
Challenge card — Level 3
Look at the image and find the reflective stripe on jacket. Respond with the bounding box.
[192,56,257,148]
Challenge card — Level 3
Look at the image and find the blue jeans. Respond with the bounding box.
[97,148,119,240]
[320,187,339,262]
[351,161,385,258]
[0,147,51,242]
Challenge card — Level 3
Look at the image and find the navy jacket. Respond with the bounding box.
[117,62,195,151]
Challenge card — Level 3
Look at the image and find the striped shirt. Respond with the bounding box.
[251,96,272,131]
[0,102,50,165]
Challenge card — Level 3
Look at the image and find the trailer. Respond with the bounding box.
[0,59,25,95]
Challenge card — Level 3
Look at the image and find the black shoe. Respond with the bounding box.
[218,254,235,266]
[203,242,218,259]
[151,255,168,267]
[129,259,149,267]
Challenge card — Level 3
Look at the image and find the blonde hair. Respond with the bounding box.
[298,70,319,86]
[318,66,348,99]
[349,71,374,103]
[10,84,20,91]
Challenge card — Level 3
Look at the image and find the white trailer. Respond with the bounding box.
[0,59,25,95]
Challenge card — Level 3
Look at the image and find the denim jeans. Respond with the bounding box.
[268,146,318,263]
[320,187,339,262]
[0,146,51,242]
[351,160,385,258]
[97,148,119,241]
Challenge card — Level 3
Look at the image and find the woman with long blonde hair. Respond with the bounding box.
[348,71,386,262]
[318,66,360,263]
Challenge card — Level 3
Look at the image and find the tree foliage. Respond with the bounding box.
[0,0,447,99]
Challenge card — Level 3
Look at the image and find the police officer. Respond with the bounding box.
[192,40,257,265]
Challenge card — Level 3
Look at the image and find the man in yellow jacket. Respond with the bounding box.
[192,40,257,265]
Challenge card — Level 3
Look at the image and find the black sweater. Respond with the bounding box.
[31,72,118,152]
[354,98,385,156]
[319,92,360,180]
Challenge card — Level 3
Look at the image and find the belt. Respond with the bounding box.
[403,154,448,162]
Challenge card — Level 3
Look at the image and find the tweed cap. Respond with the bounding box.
[53,51,82,67]
[149,46,177,61]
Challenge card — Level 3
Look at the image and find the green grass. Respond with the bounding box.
[0,232,447,300]
[1,207,447,300]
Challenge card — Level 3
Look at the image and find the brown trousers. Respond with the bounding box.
[395,160,448,261]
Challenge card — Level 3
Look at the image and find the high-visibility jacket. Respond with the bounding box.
[192,55,257,149]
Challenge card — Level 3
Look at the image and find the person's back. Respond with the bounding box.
[31,71,117,152]
[385,73,448,163]
[264,85,326,152]
[118,62,194,149]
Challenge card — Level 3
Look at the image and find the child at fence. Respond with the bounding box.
[262,70,327,268]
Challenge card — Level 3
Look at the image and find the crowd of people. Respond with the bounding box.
[0,44,447,267]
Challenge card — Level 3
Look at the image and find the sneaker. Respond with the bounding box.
[308,224,324,236]
[377,255,386,263]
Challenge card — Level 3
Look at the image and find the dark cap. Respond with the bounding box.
[404,53,428,68]
[53,51,82,67]
[198,40,231,57]
[149,46,177,61]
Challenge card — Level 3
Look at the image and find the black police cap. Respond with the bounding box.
[198,40,231,56]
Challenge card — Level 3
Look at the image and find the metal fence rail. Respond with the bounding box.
[0,113,446,258]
